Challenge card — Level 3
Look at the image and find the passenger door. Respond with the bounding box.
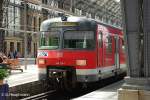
[98,31,103,67]
[104,34,113,67]
[114,35,120,70]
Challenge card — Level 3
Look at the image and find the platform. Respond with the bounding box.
[5,64,38,87]
[73,80,124,100]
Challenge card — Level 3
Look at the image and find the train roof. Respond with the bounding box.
[41,16,94,24]
[40,16,122,31]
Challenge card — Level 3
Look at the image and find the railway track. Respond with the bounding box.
[20,90,56,100]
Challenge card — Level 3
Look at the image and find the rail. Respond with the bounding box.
[20,90,56,100]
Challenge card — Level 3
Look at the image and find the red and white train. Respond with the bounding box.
[37,16,126,91]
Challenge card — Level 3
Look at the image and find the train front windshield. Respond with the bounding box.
[40,31,60,49]
[64,31,95,49]
[40,30,95,50]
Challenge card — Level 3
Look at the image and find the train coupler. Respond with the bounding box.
[48,69,67,79]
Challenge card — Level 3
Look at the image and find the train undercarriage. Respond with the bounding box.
[47,66,78,92]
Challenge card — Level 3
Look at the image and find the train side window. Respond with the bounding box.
[98,31,103,47]
[105,35,112,53]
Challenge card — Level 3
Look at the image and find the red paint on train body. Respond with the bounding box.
[37,16,126,83]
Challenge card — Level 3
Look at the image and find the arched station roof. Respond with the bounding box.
[74,0,122,27]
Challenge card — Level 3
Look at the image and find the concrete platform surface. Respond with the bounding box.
[73,80,124,100]
[4,65,38,87]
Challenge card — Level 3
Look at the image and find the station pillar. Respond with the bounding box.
[118,0,150,100]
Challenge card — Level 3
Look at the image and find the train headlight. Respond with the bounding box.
[38,59,46,64]
[76,60,87,66]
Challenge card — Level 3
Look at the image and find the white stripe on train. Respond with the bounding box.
[76,64,126,75]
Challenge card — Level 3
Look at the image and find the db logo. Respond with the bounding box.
[38,51,48,57]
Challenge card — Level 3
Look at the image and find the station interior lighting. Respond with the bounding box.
[115,0,120,2]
